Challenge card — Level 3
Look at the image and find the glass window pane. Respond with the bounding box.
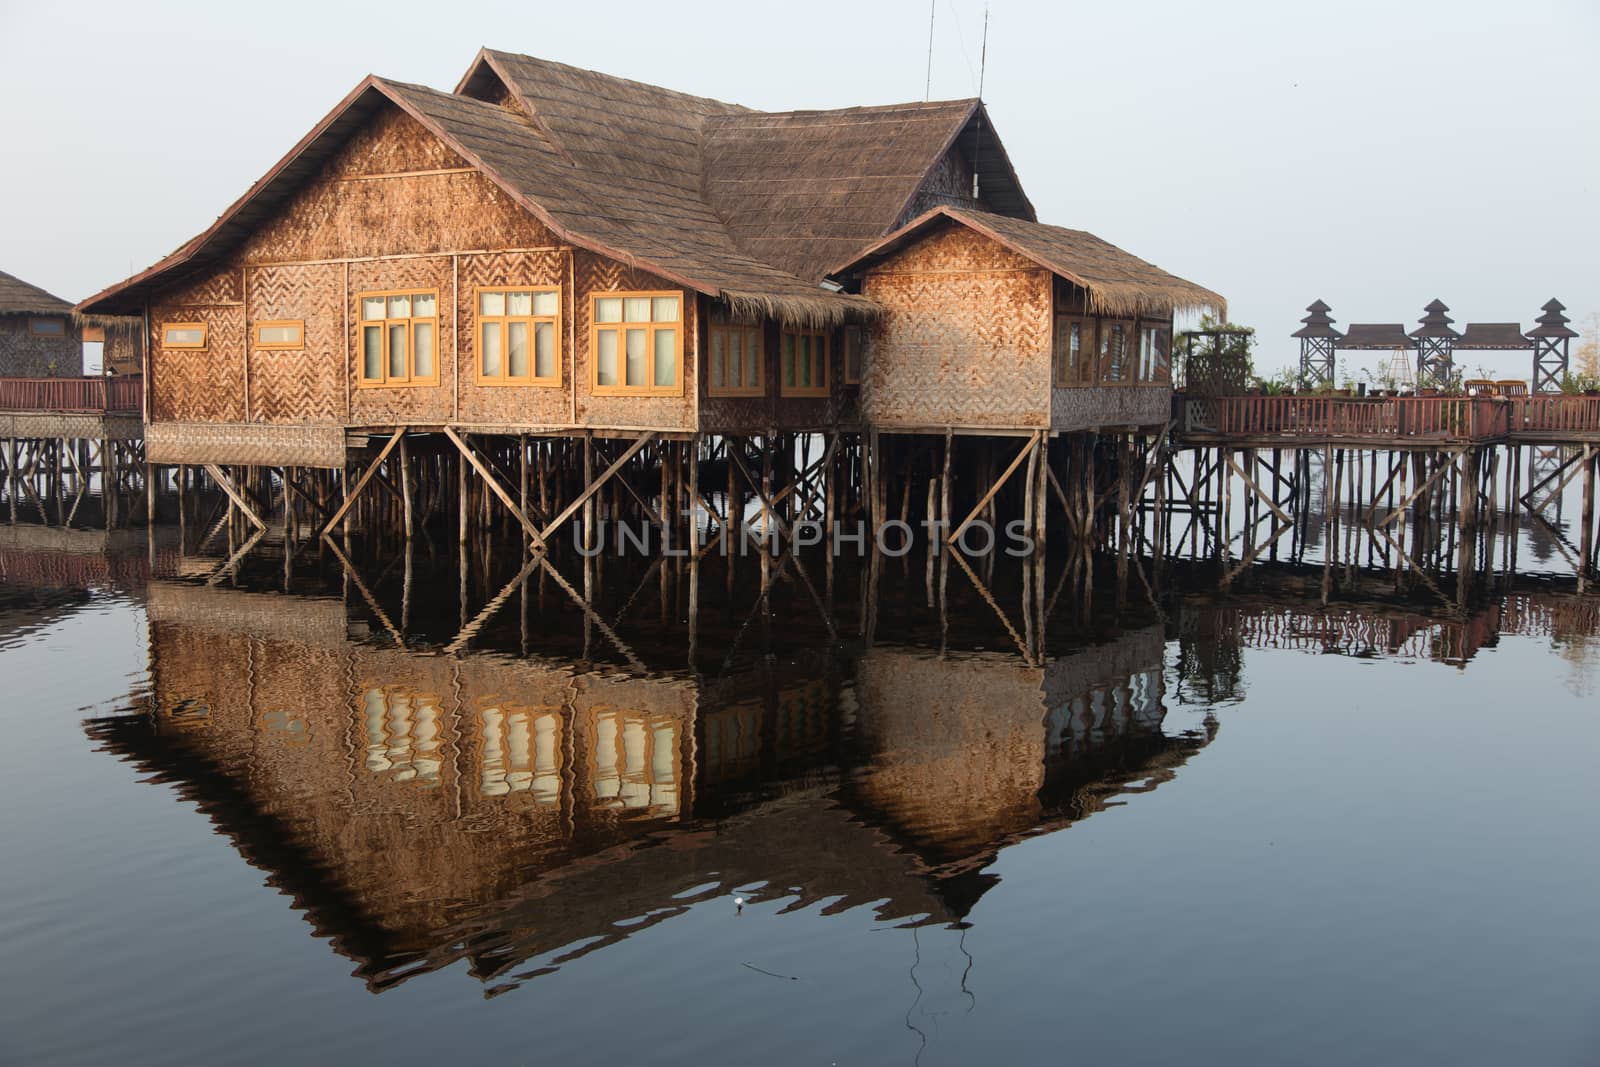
[506,290,532,316]
[595,297,622,324]
[710,331,725,387]
[33,318,65,335]
[259,325,300,345]
[625,328,647,386]
[783,334,796,387]
[387,295,411,319]
[413,292,436,317]
[533,290,559,317]
[651,297,679,323]
[480,291,505,316]
[623,297,651,323]
[362,296,385,321]
[744,343,760,390]
[413,322,434,378]
[508,321,529,377]
[596,329,618,385]
[654,329,676,387]
[388,324,408,379]
[363,326,383,379]
[534,322,555,378]
[481,322,502,376]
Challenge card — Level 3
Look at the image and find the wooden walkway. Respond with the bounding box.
[1181,394,1600,448]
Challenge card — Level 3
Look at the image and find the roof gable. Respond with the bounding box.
[0,269,73,315]
[835,207,1225,319]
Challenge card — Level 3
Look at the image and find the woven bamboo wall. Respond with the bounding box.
[852,647,1047,858]
[149,297,245,422]
[573,252,697,433]
[895,145,980,226]
[0,315,82,376]
[235,105,547,264]
[247,262,342,423]
[860,226,1051,430]
[346,255,454,426]
[455,249,572,427]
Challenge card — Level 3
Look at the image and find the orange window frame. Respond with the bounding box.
[255,320,305,350]
[707,323,765,397]
[161,322,208,350]
[589,291,684,397]
[356,290,440,388]
[780,328,830,398]
[475,286,562,387]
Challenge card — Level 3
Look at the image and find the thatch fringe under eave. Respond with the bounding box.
[718,290,881,329]
[1080,283,1226,322]
[72,311,144,329]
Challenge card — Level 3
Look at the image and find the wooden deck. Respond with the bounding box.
[1181,394,1600,447]
[0,376,141,415]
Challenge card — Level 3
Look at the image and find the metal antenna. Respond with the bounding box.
[972,5,989,199]
[978,4,989,99]
[925,0,936,101]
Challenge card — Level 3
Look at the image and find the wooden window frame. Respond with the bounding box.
[589,291,684,398]
[28,316,67,337]
[1098,319,1135,385]
[254,320,305,350]
[161,322,208,350]
[474,286,562,388]
[842,325,863,386]
[1138,323,1172,385]
[780,328,831,398]
[1053,315,1093,386]
[356,289,440,389]
[706,322,765,397]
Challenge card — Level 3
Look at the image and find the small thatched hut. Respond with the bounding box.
[832,207,1225,434]
[0,269,81,377]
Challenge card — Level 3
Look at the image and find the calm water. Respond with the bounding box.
[1,523,1598,1066]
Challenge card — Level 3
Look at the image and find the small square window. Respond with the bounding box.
[162,323,207,349]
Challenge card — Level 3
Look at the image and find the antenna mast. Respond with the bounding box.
[972,5,989,200]
[925,0,936,101]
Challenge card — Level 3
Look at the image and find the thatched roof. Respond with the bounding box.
[834,206,1226,318]
[702,100,1032,284]
[81,51,1041,328]
[0,269,72,317]
[1336,323,1413,349]
[1455,323,1530,350]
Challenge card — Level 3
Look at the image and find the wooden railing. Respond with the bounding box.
[1211,395,1510,441]
[0,376,142,414]
[1511,395,1600,436]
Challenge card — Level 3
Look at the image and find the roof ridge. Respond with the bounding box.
[483,48,752,115]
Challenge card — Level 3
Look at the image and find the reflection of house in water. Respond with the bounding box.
[91,581,1214,993]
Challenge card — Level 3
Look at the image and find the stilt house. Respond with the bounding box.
[77,50,1220,471]
[1,269,82,377]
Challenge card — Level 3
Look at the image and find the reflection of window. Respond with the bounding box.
[591,292,682,395]
[255,320,304,349]
[361,687,443,786]
[162,323,207,349]
[259,708,310,745]
[707,323,763,396]
[1139,325,1171,384]
[589,707,680,816]
[167,697,211,728]
[478,703,562,803]
[29,317,66,337]
[478,287,560,385]
[1053,316,1092,385]
[358,291,438,386]
[780,329,829,397]
[1100,321,1131,383]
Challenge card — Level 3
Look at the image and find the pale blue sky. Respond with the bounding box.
[3,0,1595,374]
